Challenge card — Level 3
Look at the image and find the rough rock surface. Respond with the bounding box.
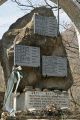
[0,92,4,118]
[0,64,5,92]
[0,41,5,92]
[1,7,73,92]
[62,26,80,111]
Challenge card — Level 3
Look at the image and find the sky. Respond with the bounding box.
[0,0,71,39]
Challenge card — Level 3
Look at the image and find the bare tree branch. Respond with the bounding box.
[44,0,58,9]
[11,0,60,10]
[11,0,35,8]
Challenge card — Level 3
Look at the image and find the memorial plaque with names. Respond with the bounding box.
[42,56,67,77]
[34,14,58,37]
[14,45,40,67]
[25,91,69,110]
[11,91,69,111]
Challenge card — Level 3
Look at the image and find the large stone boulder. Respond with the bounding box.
[1,7,73,92]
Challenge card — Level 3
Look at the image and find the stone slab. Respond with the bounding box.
[42,56,67,77]
[34,14,58,37]
[16,91,69,111]
[14,45,40,67]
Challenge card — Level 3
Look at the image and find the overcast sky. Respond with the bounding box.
[0,0,71,39]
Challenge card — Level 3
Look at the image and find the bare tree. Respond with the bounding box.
[11,0,58,10]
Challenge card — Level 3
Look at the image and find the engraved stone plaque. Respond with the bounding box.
[42,56,67,77]
[34,14,58,37]
[22,91,69,110]
[14,45,40,67]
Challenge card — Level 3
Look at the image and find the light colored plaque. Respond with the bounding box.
[42,56,67,77]
[14,45,40,67]
[16,91,69,111]
[34,14,58,37]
